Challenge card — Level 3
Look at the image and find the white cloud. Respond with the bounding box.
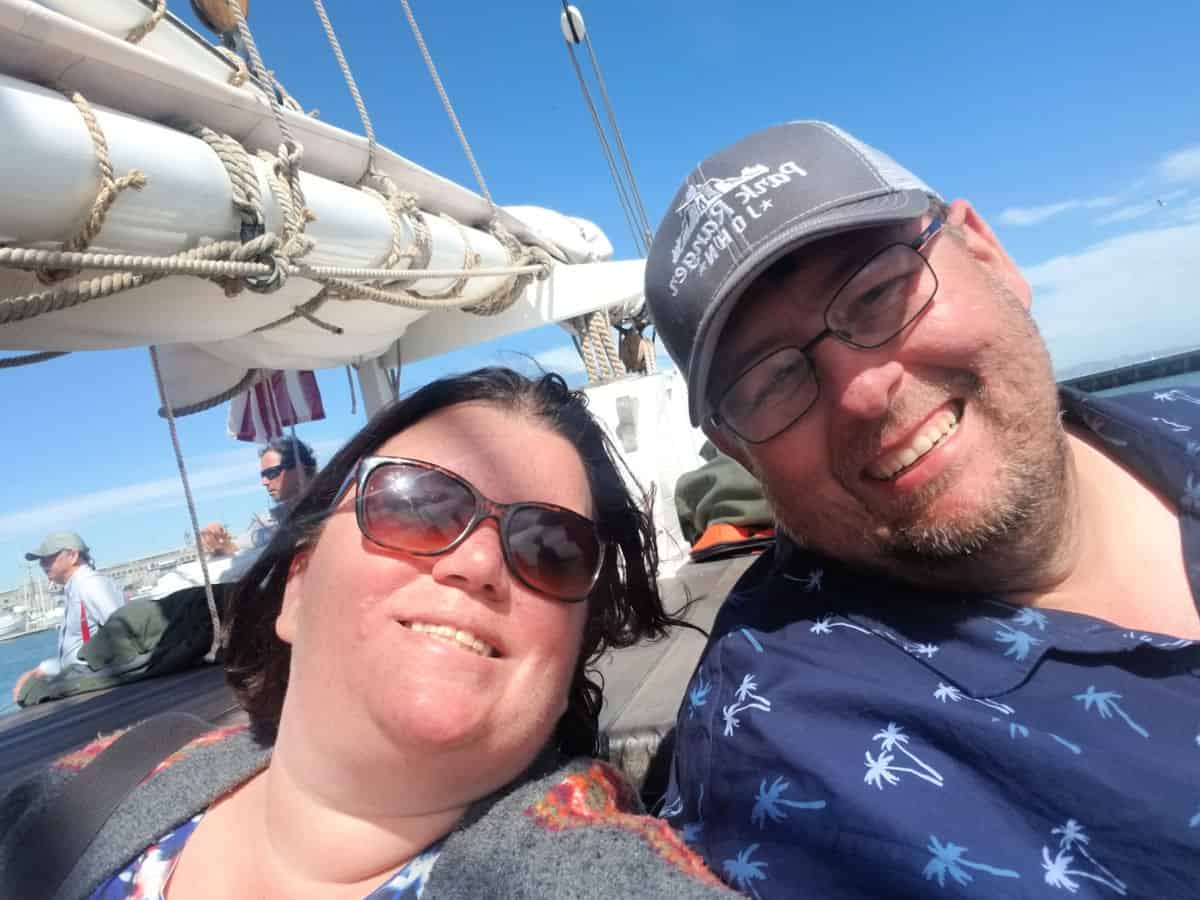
[998,144,1200,229]
[1094,188,1190,226]
[0,461,250,541]
[996,192,1125,227]
[1026,221,1200,376]
[0,436,344,543]
[1158,145,1200,183]
[1093,201,1158,226]
[997,200,1080,227]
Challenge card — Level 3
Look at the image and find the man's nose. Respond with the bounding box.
[819,344,904,421]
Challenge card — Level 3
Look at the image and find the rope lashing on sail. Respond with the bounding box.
[463,221,555,316]
[37,92,148,285]
[224,0,309,238]
[148,345,223,663]
[0,77,550,334]
[125,0,168,45]
[0,241,275,326]
[214,46,250,86]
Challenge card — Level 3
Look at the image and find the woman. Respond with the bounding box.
[0,368,734,900]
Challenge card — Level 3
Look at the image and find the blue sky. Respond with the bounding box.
[2,0,1199,590]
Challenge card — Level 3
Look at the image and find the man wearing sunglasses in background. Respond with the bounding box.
[243,436,318,550]
[645,122,1199,897]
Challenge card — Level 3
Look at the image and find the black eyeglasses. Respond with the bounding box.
[712,217,944,444]
[261,462,294,480]
[333,457,607,602]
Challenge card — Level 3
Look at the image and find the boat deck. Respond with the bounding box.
[0,554,756,796]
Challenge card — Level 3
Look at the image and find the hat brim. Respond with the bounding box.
[686,189,931,426]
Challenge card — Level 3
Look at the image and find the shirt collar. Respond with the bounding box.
[764,387,1199,699]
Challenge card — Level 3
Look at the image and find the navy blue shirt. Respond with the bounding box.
[662,386,1200,898]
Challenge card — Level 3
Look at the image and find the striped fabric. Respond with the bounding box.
[227,370,325,443]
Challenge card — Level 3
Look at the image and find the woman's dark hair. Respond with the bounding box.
[226,367,678,757]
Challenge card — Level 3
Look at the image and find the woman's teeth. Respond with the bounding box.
[404,621,497,658]
[866,407,961,481]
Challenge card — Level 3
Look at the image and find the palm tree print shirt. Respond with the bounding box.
[661,386,1200,898]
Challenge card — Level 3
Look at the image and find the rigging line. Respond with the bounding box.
[581,31,653,243]
[398,0,495,208]
[562,39,646,256]
[310,0,379,175]
[225,1,298,153]
[148,346,222,664]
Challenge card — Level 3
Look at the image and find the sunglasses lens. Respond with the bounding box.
[506,506,602,600]
[362,464,475,553]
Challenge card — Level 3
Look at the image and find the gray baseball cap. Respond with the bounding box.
[25,530,88,561]
[644,121,941,425]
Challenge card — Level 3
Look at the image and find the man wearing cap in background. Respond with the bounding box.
[646,122,1199,897]
[12,531,124,702]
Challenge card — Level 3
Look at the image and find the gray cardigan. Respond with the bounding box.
[0,726,738,899]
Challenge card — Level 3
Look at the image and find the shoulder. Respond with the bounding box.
[1,723,263,899]
[430,758,733,899]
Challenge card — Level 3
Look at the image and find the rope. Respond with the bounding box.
[157,367,259,417]
[215,46,250,86]
[398,0,494,208]
[226,0,296,152]
[39,92,148,283]
[417,214,479,300]
[581,32,652,245]
[462,222,552,316]
[345,365,357,415]
[302,261,548,282]
[561,39,645,256]
[572,309,626,382]
[225,0,309,243]
[310,0,378,175]
[0,96,546,326]
[148,345,222,663]
[182,123,263,235]
[0,241,265,326]
[125,0,167,44]
[0,351,71,369]
[252,286,342,335]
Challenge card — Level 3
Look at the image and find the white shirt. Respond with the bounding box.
[38,565,125,676]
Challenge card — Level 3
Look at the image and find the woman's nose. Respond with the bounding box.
[430,521,508,599]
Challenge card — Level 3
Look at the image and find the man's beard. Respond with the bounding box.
[766,311,1073,594]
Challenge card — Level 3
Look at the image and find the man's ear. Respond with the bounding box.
[945,199,1032,310]
[702,417,756,474]
[275,551,310,646]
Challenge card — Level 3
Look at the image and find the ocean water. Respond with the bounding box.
[0,629,57,717]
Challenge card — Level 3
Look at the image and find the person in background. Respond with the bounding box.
[0,369,737,900]
[245,435,318,549]
[11,531,123,701]
[644,120,1199,897]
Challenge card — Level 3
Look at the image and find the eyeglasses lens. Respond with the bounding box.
[506,506,602,599]
[362,465,475,553]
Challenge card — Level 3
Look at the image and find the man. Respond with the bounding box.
[645,122,1199,897]
[12,531,124,701]
[244,435,317,549]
